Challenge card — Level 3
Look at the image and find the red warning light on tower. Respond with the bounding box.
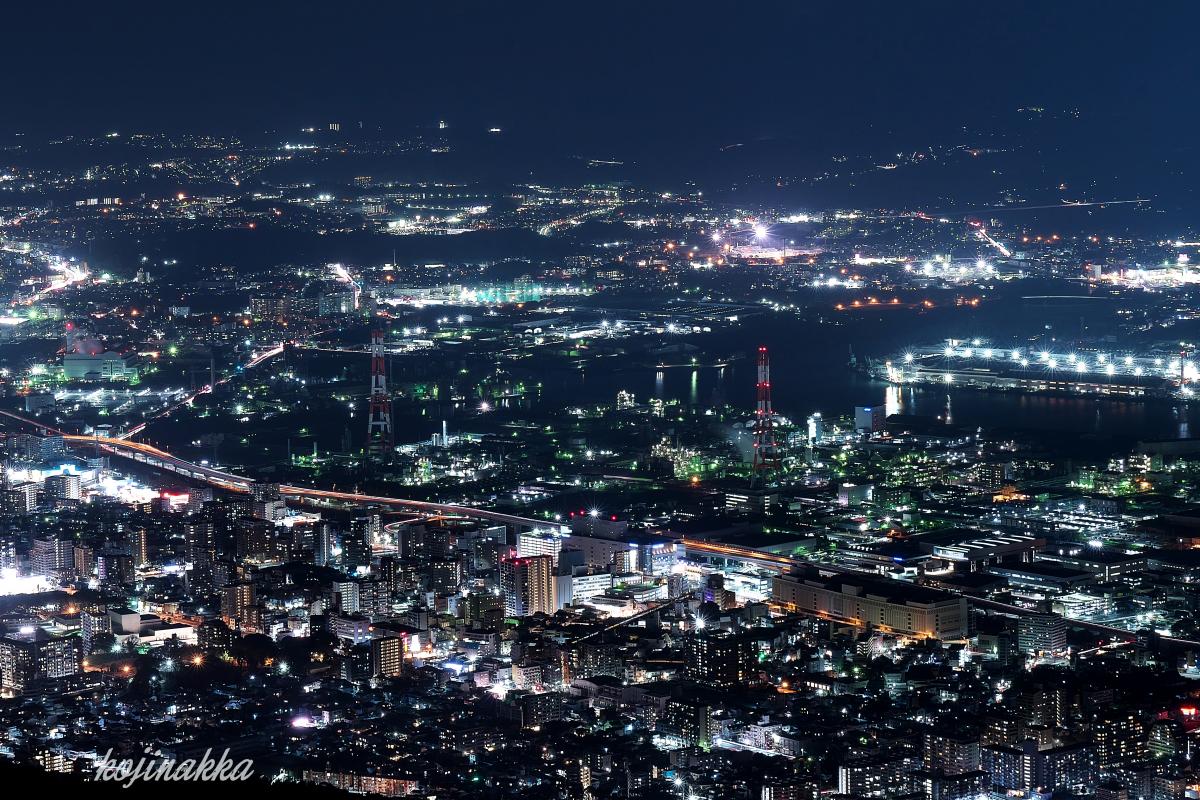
[752,346,781,479]
[366,330,393,458]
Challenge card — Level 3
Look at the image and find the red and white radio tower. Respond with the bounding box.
[752,345,781,480]
[366,329,393,458]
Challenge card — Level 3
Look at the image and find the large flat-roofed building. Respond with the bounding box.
[913,529,1044,571]
[1035,543,1146,582]
[772,567,969,639]
[985,562,1096,593]
[63,350,137,381]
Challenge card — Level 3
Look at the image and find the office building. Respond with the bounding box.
[44,473,81,501]
[517,530,565,566]
[370,636,404,678]
[221,581,257,626]
[685,631,753,688]
[500,555,554,617]
[1018,612,1068,655]
[342,517,375,574]
[982,738,1095,794]
[0,627,82,695]
[772,567,970,639]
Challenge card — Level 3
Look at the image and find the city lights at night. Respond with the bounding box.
[0,3,1198,799]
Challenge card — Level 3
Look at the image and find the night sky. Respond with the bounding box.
[6,1,1196,148]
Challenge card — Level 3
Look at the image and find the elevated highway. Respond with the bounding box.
[64,433,554,529]
[9,412,1200,650]
[682,538,801,570]
[0,415,542,531]
[63,434,255,493]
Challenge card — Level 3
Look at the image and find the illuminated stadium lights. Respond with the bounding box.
[0,569,52,596]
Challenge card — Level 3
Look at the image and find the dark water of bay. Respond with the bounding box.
[537,309,1196,450]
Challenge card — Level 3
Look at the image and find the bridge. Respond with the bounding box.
[63,434,256,493]
[63,433,556,530]
[0,408,553,532]
[11,410,1200,651]
[682,538,803,570]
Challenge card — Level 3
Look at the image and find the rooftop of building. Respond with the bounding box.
[1038,543,1147,563]
[986,561,1094,580]
[779,567,963,607]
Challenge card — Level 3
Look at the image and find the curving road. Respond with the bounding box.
[0,407,554,531]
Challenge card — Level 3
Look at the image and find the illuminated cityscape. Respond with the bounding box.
[2,3,1200,799]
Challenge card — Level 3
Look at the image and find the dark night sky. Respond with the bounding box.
[6,1,1196,147]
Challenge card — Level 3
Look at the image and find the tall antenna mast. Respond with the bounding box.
[367,329,393,459]
[752,345,780,482]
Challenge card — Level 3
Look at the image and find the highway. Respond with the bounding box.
[0,326,561,532]
[571,590,698,644]
[119,342,287,439]
[682,538,801,571]
[0,405,555,530]
[9,405,1200,650]
[62,431,554,529]
[102,438,551,529]
[63,433,257,493]
[274,484,560,530]
[973,224,1012,258]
